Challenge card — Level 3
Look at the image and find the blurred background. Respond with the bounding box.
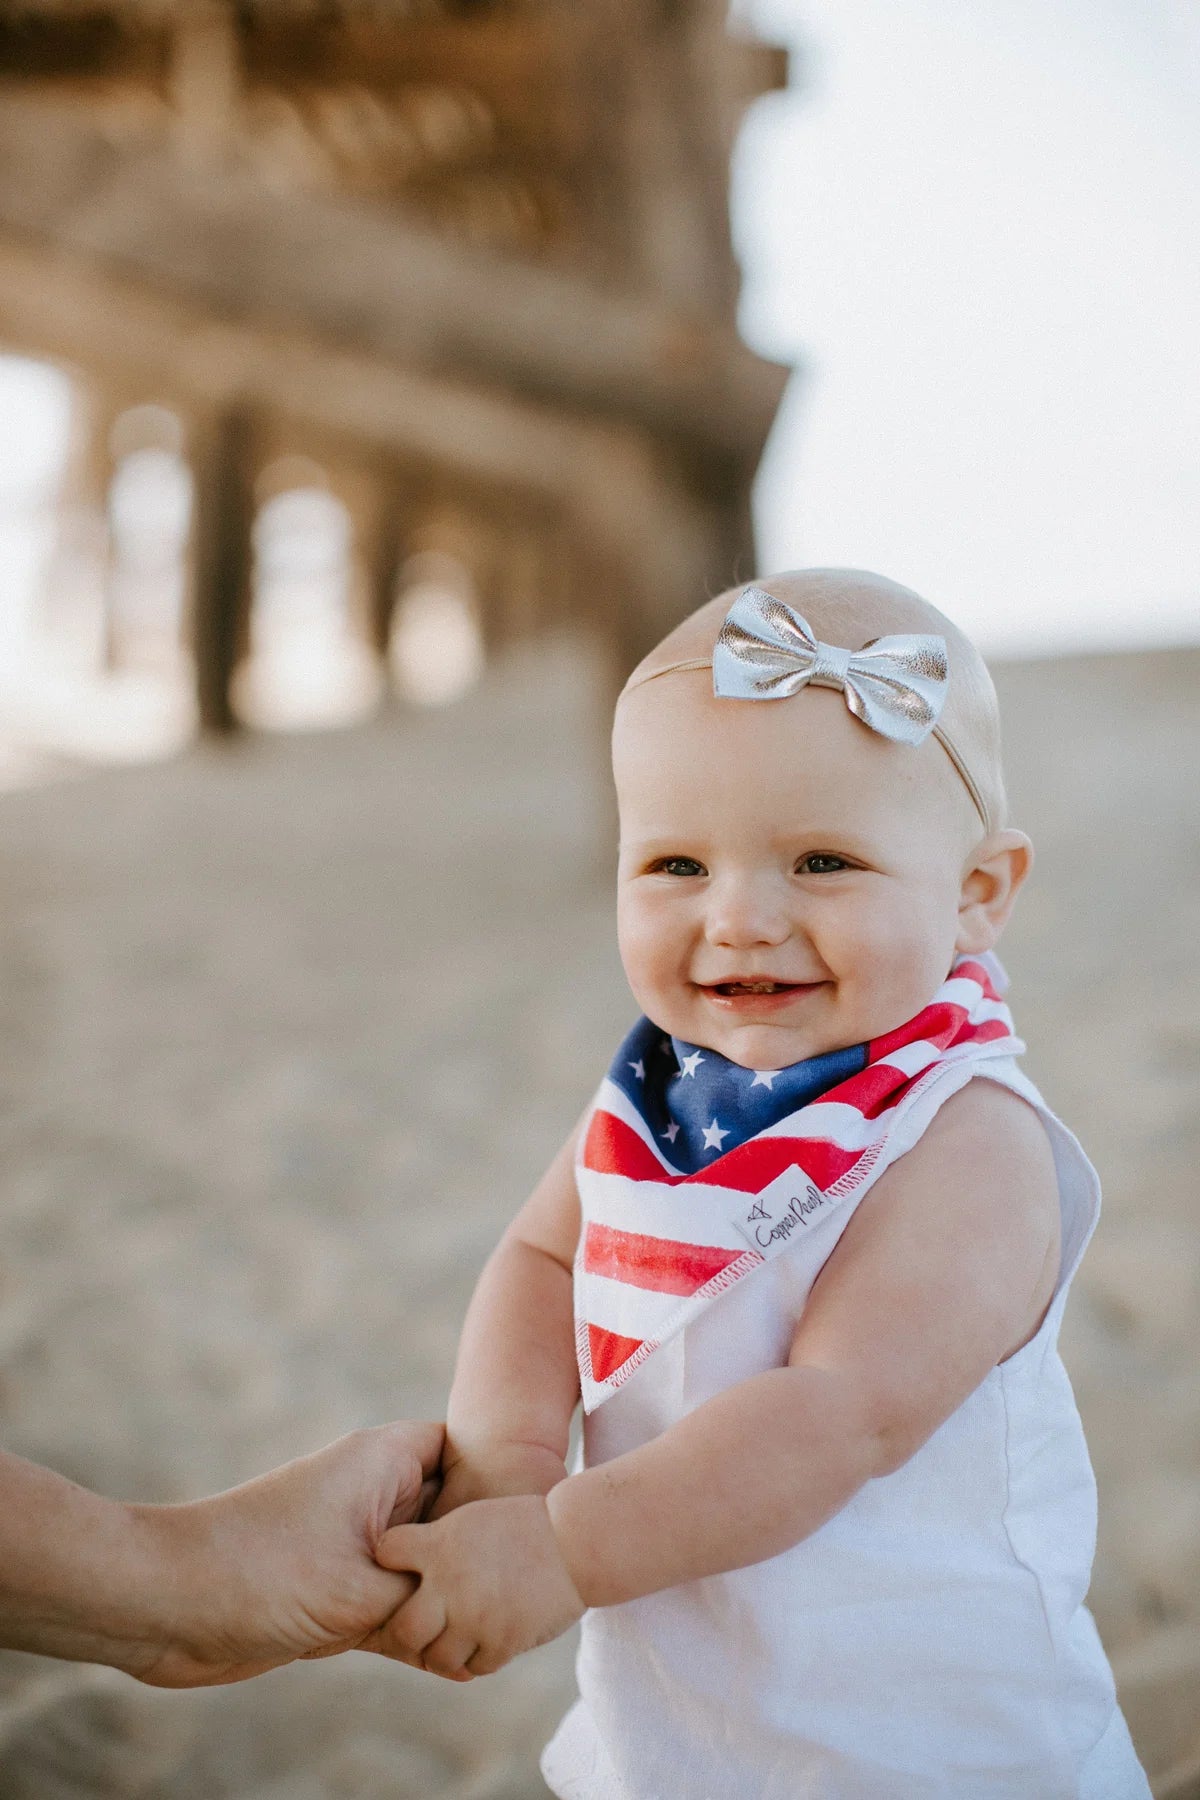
[0,1,1196,1795]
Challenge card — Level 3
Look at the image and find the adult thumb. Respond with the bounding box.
[374,1522,427,1575]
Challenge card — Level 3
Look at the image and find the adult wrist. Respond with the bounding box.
[108,1501,213,1680]
[0,1491,194,1678]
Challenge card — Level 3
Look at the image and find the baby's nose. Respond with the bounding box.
[704,877,792,948]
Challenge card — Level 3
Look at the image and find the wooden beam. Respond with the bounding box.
[0,232,731,650]
[0,14,169,80]
[0,92,785,462]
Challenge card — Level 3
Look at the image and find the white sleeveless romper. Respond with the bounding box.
[541,1058,1151,1800]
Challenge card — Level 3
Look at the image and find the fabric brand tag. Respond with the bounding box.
[728,1168,832,1256]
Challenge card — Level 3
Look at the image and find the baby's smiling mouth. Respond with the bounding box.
[713,980,795,995]
[700,978,819,998]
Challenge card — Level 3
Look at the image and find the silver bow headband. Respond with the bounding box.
[623,586,992,830]
[713,587,948,746]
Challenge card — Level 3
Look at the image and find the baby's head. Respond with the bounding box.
[612,569,1031,1070]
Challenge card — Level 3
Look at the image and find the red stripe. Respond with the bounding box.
[584,1222,743,1296]
[960,1017,1010,1046]
[584,1108,862,1195]
[866,973,1007,1065]
[684,1133,861,1194]
[842,1061,917,1119]
[583,1110,682,1183]
[868,999,968,1063]
[588,1322,643,1383]
[859,1015,1010,1113]
[953,959,1002,1002]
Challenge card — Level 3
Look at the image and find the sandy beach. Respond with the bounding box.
[0,634,1197,1797]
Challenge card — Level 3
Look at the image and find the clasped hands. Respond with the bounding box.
[112,1425,579,1690]
[364,1441,585,1682]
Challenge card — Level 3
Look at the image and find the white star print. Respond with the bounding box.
[661,1121,680,1143]
[678,1050,705,1079]
[701,1118,729,1151]
[628,1059,645,1080]
[750,1069,779,1089]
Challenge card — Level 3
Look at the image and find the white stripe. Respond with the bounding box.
[875,1018,1013,1081]
[875,1037,942,1078]
[577,1268,694,1341]
[578,1167,755,1248]
[944,984,1013,1031]
[967,998,1012,1027]
[939,974,987,1010]
[756,1099,889,1150]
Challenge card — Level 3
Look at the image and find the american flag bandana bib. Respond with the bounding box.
[574,955,1021,1411]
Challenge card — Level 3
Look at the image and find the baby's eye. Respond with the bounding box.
[795,852,851,875]
[654,856,706,878]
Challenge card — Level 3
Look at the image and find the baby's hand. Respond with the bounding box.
[372,1495,584,1680]
[430,1441,568,1520]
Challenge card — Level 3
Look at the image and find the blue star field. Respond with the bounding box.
[606,1016,869,1176]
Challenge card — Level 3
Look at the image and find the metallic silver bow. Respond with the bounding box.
[712,587,949,746]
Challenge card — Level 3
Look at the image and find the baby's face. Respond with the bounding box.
[614,673,981,1070]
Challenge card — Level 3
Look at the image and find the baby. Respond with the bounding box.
[377,570,1151,1798]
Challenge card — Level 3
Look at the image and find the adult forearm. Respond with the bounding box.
[1,1423,442,1687]
[547,1365,886,1606]
[446,1235,578,1466]
[0,1451,197,1675]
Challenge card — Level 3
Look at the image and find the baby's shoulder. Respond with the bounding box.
[923,1072,1057,1173]
[795,1071,1065,1424]
[823,1074,1063,1369]
[884,1071,1061,1245]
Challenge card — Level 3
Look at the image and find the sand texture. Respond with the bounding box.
[0,636,1197,1798]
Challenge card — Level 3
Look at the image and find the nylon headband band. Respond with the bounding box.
[622,656,994,834]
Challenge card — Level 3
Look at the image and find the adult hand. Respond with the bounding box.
[0,1424,442,1686]
[129,1421,444,1687]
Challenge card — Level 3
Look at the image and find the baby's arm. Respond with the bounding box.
[378,1081,1060,1674]
[432,1114,584,1515]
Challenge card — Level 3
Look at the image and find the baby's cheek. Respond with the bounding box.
[834,891,951,1026]
[618,890,668,959]
[615,907,664,1001]
[878,895,958,1002]
[620,912,694,1032]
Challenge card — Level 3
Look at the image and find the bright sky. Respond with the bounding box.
[734,0,1200,652]
[1,1,1197,665]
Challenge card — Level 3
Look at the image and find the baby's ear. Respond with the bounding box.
[955,830,1033,954]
